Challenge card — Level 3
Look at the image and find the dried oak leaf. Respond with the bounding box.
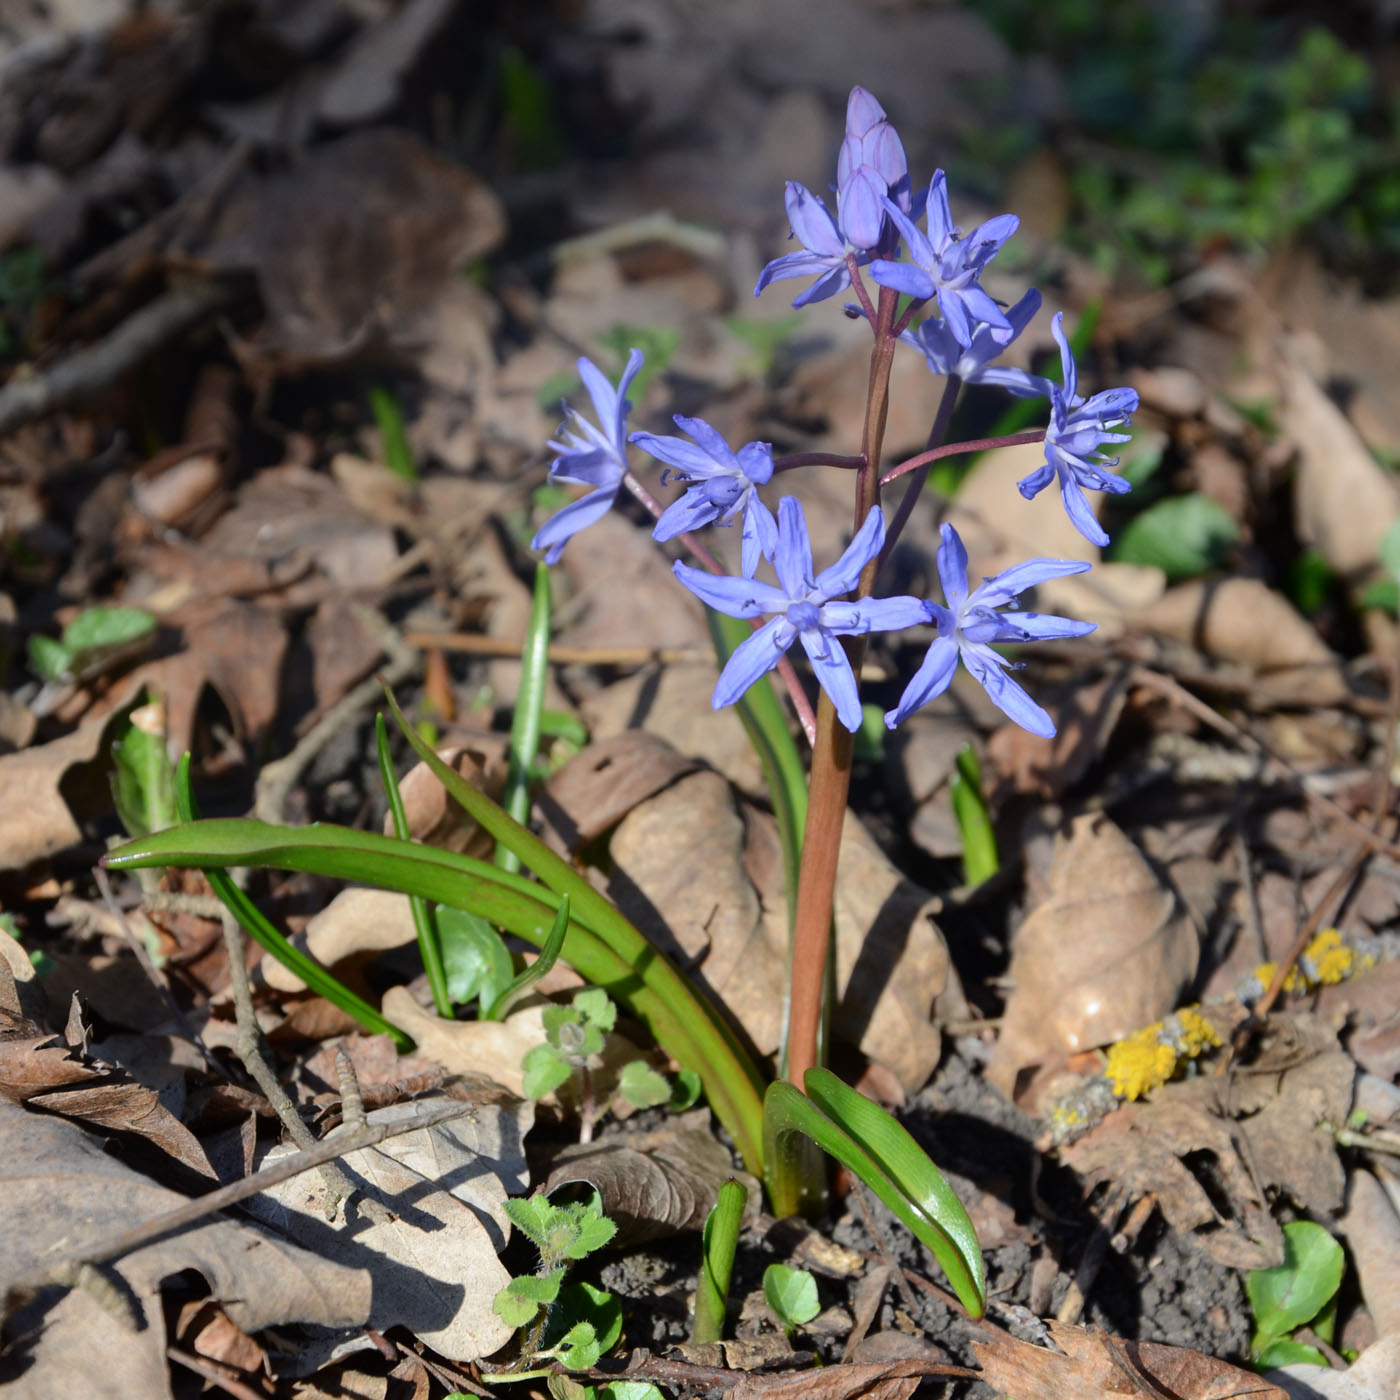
[987,813,1197,1099]
[726,1357,964,1400]
[1342,1172,1400,1342]
[544,1110,759,1247]
[0,1100,369,1400]
[972,1319,1287,1400]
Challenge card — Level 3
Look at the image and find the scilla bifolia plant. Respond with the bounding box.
[528,87,1135,1214]
[105,85,1137,1327]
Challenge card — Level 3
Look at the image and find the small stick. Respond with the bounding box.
[44,1097,476,1278]
[401,631,710,666]
[166,1347,265,1400]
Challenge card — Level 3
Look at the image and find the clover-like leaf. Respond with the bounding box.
[763,1264,819,1331]
[618,1061,671,1110]
[523,1045,573,1100]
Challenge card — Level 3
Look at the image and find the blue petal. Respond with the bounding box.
[673,561,787,618]
[785,182,845,258]
[1017,462,1055,500]
[740,495,778,578]
[653,488,717,543]
[790,264,853,308]
[993,611,1098,640]
[936,522,970,607]
[975,366,1051,398]
[1050,312,1077,402]
[1060,475,1109,547]
[879,198,933,270]
[840,169,886,251]
[577,356,619,436]
[870,259,935,300]
[821,595,931,634]
[754,250,840,296]
[885,636,959,727]
[799,628,862,732]
[630,432,717,478]
[736,440,774,485]
[774,496,815,599]
[938,288,974,348]
[672,415,738,469]
[925,171,954,247]
[845,85,886,137]
[813,506,885,601]
[714,616,795,708]
[531,485,619,563]
[961,643,1055,736]
[975,556,1090,608]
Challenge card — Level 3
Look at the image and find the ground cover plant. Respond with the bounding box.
[3,3,1400,1398]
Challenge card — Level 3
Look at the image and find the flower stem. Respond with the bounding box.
[783,285,899,1093]
[845,254,876,325]
[879,375,961,569]
[880,429,1045,487]
[624,472,818,745]
[772,452,865,473]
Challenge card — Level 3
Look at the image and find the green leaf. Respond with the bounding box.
[1380,518,1400,577]
[561,1198,618,1261]
[618,1060,671,1109]
[764,1070,985,1317]
[1252,1336,1329,1369]
[762,1264,819,1330]
[670,1068,702,1111]
[550,1281,622,1365]
[62,606,156,655]
[693,1178,747,1344]
[552,1321,603,1370]
[853,703,886,762]
[1287,548,1335,616]
[1113,493,1239,580]
[523,1044,572,1100]
[949,744,998,886]
[438,905,514,1009]
[599,1384,664,1400]
[494,1267,565,1327]
[504,1195,556,1247]
[493,1287,541,1329]
[498,563,551,875]
[1247,1221,1345,1340]
[543,1003,583,1039]
[574,987,616,1032]
[484,895,569,1021]
[110,707,176,839]
[368,386,418,483]
[27,633,71,682]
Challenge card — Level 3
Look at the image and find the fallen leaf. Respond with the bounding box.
[973,1319,1287,1400]
[544,1111,759,1247]
[0,1100,370,1400]
[1133,577,1348,703]
[726,1358,952,1400]
[240,1096,519,1362]
[262,887,419,995]
[1340,1172,1400,1341]
[1269,1335,1400,1400]
[988,813,1198,1097]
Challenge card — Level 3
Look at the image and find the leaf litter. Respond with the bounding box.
[4,1,1400,1396]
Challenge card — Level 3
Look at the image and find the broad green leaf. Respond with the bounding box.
[523,1045,572,1100]
[762,1264,819,1329]
[62,605,156,654]
[618,1060,670,1109]
[438,905,514,1008]
[599,1384,664,1400]
[1113,493,1239,580]
[1253,1336,1329,1368]
[504,1195,555,1247]
[764,1073,985,1317]
[27,633,70,681]
[551,1281,622,1364]
[563,1203,617,1260]
[492,1287,541,1329]
[670,1068,702,1111]
[1247,1220,1344,1340]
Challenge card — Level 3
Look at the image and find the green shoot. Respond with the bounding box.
[762,1264,819,1336]
[110,697,176,840]
[522,986,616,1101]
[499,562,551,874]
[692,1178,747,1344]
[484,894,569,1021]
[368,386,418,483]
[376,714,450,1016]
[950,745,998,887]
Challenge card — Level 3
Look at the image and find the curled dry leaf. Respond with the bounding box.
[241,1095,520,1363]
[1340,1172,1400,1341]
[1133,577,1348,704]
[972,1318,1287,1400]
[544,1110,759,1247]
[988,813,1197,1099]
[0,1101,370,1400]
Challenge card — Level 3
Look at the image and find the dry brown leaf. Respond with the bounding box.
[1133,577,1348,702]
[1340,1172,1400,1341]
[1270,1335,1400,1400]
[973,1319,1287,1400]
[241,1096,520,1362]
[725,1358,952,1400]
[0,1100,370,1400]
[263,887,419,994]
[544,1112,758,1247]
[988,813,1197,1097]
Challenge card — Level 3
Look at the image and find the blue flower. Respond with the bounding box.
[673,497,929,732]
[531,350,644,564]
[754,181,870,308]
[870,171,1019,347]
[896,288,1045,396]
[630,416,778,577]
[886,522,1096,737]
[836,86,910,253]
[1016,313,1139,548]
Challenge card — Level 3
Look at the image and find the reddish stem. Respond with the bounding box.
[784,284,899,1089]
[623,472,818,746]
[844,253,876,326]
[879,375,961,570]
[880,429,1045,486]
[889,296,928,341]
[772,452,865,473]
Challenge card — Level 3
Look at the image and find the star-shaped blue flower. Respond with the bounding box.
[531,350,643,564]
[673,497,929,732]
[897,288,1045,396]
[886,522,1097,737]
[1016,313,1139,548]
[630,415,778,577]
[836,85,910,253]
[870,171,1019,347]
[754,181,870,309]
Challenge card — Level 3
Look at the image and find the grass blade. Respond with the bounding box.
[498,562,551,874]
[484,894,568,1021]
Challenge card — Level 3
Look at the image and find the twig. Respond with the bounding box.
[142,889,230,920]
[219,909,354,1220]
[254,606,417,824]
[44,1097,476,1278]
[0,280,232,437]
[166,1347,265,1400]
[402,630,710,667]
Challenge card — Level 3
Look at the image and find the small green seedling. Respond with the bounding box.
[523,986,617,1100]
[692,1178,747,1344]
[29,606,156,683]
[1247,1220,1346,1368]
[110,697,176,841]
[368,386,418,483]
[490,1193,620,1375]
[949,744,997,887]
[763,1263,819,1336]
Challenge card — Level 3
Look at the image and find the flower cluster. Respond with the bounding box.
[530,84,1145,741]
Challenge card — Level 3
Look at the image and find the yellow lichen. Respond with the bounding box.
[1303,928,1353,985]
[1250,960,1306,995]
[1104,1032,1177,1101]
[1173,1006,1221,1057]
